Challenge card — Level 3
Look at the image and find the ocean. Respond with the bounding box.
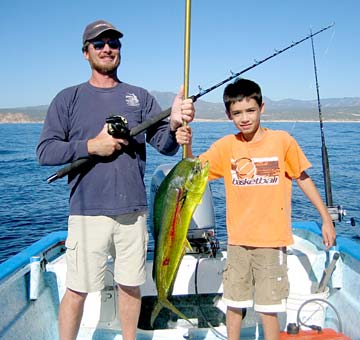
[0,122,359,264]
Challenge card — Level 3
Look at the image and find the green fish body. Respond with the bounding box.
[151,157,209,326]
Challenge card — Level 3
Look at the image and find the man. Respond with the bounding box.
[37,19,195,340]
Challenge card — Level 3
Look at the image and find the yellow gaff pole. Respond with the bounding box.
[182,0,191,159]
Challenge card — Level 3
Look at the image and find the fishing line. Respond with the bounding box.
[194,256,228,340]
[289,121,297,135]
[193,237,244,340]
[310,23,335,57]
[323,25,336,56]
[305,24,335,99]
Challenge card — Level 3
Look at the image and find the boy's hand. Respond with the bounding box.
[321,219,336,249]
[176,126,192,145]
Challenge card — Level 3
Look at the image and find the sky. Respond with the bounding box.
[0,0,359,108]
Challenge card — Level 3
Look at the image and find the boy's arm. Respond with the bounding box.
[296,171,336,249]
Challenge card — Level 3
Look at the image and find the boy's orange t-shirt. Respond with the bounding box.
[199,129,311,247]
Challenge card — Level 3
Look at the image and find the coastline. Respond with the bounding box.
[193,118,360,123]
[1,119,360,124]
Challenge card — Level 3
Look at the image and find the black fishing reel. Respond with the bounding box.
[106,115,130,138]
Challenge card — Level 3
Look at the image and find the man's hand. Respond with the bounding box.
[87,124,129,156]
[169,85,195,131]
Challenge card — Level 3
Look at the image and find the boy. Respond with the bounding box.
[176,78,336,340]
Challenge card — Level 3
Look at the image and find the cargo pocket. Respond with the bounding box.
[65,238,78,273]
[268,265,289,301]
[222,263,230,281]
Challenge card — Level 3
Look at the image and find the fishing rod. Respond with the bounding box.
[310,30,333,208]
[310,29,346,223]
[192,23,334,101]
[182,0,191,159]
[46,23,334,183]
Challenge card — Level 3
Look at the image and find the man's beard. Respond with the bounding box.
[89,57,120,75]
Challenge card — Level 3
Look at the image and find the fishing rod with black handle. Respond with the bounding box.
[45,112,173,183]
[46,23,334,184]
[310,27,345,223]
[310,30,333,208]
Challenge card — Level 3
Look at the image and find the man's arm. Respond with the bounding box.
[169,85,195,132]
[145,85,195,156]
[296,171,336,249]
[36,101,89,166]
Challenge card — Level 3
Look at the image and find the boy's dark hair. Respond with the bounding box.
[223,78,263,112]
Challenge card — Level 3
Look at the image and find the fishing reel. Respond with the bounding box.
[328,205,356,226]
[106,115,130,138]
[327,205,346,223]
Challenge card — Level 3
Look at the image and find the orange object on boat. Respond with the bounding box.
[280,328,351,339]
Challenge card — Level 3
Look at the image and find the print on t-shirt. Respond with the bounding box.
[231,156,280,186]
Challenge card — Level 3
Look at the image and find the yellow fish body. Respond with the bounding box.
[151,157,209,326]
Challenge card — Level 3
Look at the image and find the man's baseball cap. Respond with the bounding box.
[82,20,123,44]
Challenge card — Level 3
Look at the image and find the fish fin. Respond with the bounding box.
[150,300,163,327]
[161,298,195,326]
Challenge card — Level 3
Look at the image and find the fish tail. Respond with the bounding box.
[150,300,163,327]
[150,298,195,327]
[161,298,195,326]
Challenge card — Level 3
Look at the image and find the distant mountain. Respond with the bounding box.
[0,105,48,123]
[1,94,360,123]
[153,91,360,121]
[261,96,360,121]
[151,91,225,120]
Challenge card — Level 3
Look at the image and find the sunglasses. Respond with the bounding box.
[90,39,121,50]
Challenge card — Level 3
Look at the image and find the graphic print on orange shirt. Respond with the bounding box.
[231,156,280,186]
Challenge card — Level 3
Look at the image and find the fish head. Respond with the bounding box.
[183,158,209,194]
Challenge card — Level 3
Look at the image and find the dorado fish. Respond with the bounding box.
[150,157,209,326]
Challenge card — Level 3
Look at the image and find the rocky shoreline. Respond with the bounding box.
[2,95,360,123]
[2,117,360,124]
[0,113,43,123]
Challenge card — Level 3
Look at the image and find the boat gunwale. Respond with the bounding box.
[1,222,359,284]
[292,221,360,261]
[0,230,67,283]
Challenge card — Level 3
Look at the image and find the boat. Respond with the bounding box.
[0,13,355,339]
[0,160,358,340]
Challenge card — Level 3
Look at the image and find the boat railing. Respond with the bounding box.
[0,231,67,284]
[292,221,360,262]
